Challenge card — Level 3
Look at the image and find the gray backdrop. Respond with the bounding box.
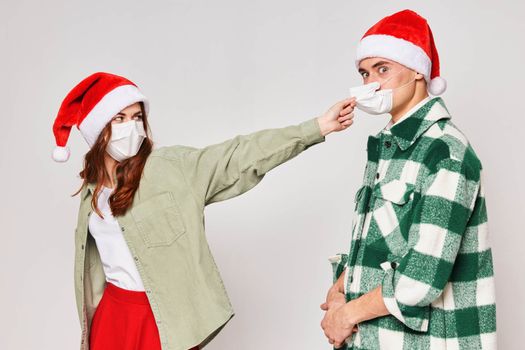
[1,0,523,348]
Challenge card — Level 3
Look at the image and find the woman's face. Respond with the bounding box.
[111,102,143,124]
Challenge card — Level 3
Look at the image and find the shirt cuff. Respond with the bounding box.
[329,253,348,284]
[299,117,326,147]
[380,264,430,332]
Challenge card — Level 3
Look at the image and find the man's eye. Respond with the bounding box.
[378,66,388,74]
[360,72,369,78]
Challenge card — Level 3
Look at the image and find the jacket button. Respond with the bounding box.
[121,226,125,231]
[385,141,392,148]
[81,244,84,250]
[134,257,138,261]
[376,173,380,179]
[391,262,397,269]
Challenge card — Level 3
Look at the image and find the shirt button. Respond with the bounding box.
[376,173,380,179]
[81,244,84,250]
[385,141,392,148]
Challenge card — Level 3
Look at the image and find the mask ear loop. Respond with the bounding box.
[393,72,419,91]
[376,69,405,90]
[378,71,418,93]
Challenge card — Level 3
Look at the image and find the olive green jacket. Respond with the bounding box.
[74,118,325,350]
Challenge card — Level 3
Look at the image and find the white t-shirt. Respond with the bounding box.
[88,186,145,291]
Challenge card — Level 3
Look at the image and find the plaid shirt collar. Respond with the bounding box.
[388,96,451,151]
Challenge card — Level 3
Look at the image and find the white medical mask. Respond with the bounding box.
[349,70,416,115]
[106,120,146,162]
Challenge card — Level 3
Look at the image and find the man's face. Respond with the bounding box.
[358,57,425,112]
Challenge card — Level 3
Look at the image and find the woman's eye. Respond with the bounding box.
[133,115,143,120]
[378,66,389,74]
[113,116,123,122]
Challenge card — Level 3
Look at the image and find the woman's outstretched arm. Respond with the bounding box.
[177,98,356,205]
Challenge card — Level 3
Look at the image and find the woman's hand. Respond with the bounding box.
[317,97,356,136]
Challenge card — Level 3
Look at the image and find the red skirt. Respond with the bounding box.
[89,281,199,350]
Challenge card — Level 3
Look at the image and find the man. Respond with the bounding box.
[320,9,496,350]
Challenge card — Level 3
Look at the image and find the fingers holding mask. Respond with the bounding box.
[338,98,356,128]
[339,97,356,117]
[338,112,354,129]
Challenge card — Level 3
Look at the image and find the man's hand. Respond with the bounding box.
[321,303,357,348]
[321,290,346,312]
[320,285,391,348]
[321,272,346,312]
[317,98,356,136]
[320,272,358,348]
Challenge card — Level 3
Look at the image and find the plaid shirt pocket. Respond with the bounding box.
[365,179,416,257]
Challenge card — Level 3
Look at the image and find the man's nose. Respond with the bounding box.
[367,79,384,89]
[365,74,385,86]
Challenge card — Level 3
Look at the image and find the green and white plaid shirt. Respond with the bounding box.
[330,97,497,349]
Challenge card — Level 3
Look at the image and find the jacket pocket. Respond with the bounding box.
[365,179,415,255]
[131,192,186,248]
[373,179,414,204]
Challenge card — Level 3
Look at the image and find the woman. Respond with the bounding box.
[52,72,355,350]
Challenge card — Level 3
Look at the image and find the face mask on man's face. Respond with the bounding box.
[106,120,146,162]
[349,70,417,115]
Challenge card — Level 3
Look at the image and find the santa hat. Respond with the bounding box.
[355,9,446,95]
[52,72,149,162]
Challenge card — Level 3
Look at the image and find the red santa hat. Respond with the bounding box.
[355,9,446,95]
[52,72,149,162]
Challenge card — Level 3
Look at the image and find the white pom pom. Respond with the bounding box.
[52,146,70,162]
[428,77,447,95]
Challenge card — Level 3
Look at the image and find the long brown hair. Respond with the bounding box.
[73,102,153,217]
